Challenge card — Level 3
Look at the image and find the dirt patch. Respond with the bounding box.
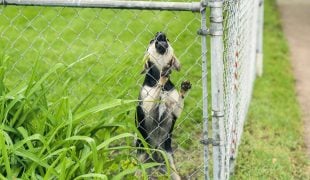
[277,0,310,157]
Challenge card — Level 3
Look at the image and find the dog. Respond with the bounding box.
[135,32,191,179]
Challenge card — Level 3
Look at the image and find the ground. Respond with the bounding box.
[277,0,310,157]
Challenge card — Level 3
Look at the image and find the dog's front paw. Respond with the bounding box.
[159,66,172,86]
[181,80,192,92]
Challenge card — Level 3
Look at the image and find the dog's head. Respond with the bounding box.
[153,32,169,55]
[142,32,181,74]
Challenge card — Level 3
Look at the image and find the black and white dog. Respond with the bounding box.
[136,32,191,179]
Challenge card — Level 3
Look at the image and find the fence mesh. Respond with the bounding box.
[0,1,205,179]
[0,0,263,179]
[222,0,260,178]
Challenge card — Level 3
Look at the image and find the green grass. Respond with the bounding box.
[0,56,151,179]
[0,3,204,179]
[232,0,310,179]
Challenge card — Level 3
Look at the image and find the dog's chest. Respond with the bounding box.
[148,44,173,70]
[151,55,171,70]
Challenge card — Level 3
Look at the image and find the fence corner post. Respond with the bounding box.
[209,0,225,179]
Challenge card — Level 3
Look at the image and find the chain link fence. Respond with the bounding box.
[0,0,263,179]
[220,0,264,179]
[0,1,204,179]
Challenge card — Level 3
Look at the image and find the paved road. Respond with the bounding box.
[277,0,310,157]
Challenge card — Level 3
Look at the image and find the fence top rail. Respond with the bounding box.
[1,0,202,12]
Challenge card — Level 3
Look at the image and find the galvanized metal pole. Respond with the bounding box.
[199,1,209,179]
[1,0,201,12]
[210,0,225,179]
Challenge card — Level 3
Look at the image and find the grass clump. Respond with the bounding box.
[0,55,159,179]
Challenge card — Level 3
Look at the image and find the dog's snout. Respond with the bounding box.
[151,32,169,54]
[155,41,168,54]
[156,32,166,42]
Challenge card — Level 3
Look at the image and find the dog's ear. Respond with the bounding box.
[140,62,149,74]
[170,55,181,71]
[140,54,150,74]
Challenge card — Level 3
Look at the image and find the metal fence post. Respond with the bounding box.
[199,1,209,179]
[210,0,225,179]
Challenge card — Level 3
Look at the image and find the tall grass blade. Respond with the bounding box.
[0,53,8,95]
[13,134,47,152]
[0,54,8,123]
[17,127,34,150]
[67,53,95,69]
[112,162,162,180]
[0,128,14,146]
[72,64,132,114]
[65,136,99,172]
[73,99,136,122]
[96,133,135,150]
[44,149,69,179]
[74,173,108,180]
[24,57,40,96]
[0,173,6,180]
[26,63,64,98]
[0,125,17,139]
[5,95,24,127]
[68,133,136,176]
[43,146,74,161]
[0,130,12,177]
[15,149,49,168]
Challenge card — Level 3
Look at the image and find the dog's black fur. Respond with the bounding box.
[135,32,191,179]
[136,60,177,151]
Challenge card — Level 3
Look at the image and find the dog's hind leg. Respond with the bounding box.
[167,152,181,180]
[157,80,191,180]
[157,151,180,180]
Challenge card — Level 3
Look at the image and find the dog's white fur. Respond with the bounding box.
[136,33,190,180]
